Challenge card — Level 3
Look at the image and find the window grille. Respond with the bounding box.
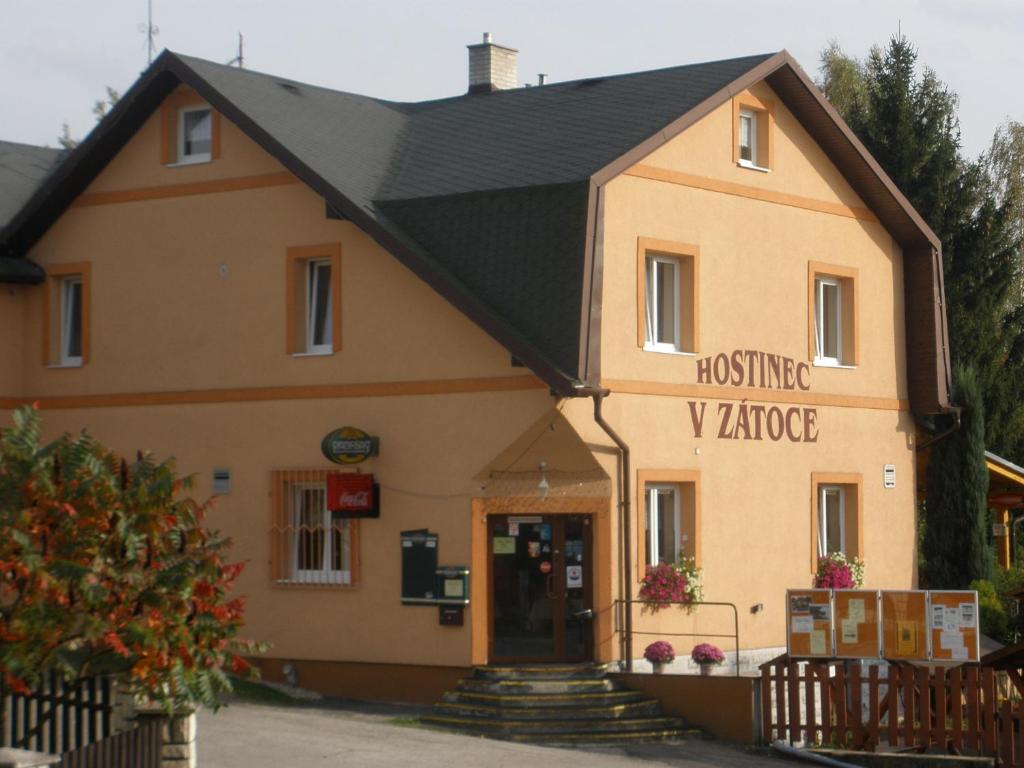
[271,469,358,587]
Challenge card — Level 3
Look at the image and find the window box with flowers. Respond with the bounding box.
[639,556,703,612]
[814,552,865,589]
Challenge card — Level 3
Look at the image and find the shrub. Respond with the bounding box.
[971,578,1010,642]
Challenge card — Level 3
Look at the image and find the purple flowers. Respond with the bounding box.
[691,643,725,665]
[644,641,676,664]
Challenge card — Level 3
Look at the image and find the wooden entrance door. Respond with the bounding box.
[488,514,593,663]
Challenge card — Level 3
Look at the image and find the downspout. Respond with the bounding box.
[915,407,962,453]
[577,386,633,671]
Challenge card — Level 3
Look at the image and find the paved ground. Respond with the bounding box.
[199,699,795,767]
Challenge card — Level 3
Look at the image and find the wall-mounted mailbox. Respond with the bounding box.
[439,605,464,626]
[400,530,438,604]
[435,566,470,606]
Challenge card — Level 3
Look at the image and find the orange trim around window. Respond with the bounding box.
[809,472,863,574]
[634,469,702,584]
[731,90,775,170]
[807,260,860,365]
[635,237,700,352]
[41,262,91,366]
[159,89,222,165]
[285,243,343,355]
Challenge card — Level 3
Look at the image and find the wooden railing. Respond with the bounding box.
[759,655,1024,762]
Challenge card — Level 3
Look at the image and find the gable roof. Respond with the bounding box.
[0,49,951,412]
[0,140,62,283]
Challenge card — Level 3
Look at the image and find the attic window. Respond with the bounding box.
[179,106,212,163]
[159,90,221,166]
[732,91,774,171]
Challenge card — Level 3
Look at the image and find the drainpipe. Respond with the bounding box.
[915,407,962,453]
[577,386,633,671]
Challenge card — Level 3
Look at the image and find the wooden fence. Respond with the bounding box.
[761,656,1024,763]
[1,672,113,754]
[60,716,163,768]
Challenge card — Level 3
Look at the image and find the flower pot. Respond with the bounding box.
[652,661,666,674]
[699,663,714,676]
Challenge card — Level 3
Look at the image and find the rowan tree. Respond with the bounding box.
[0,405,261,711]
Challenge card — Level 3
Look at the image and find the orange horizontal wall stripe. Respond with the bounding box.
[0,375,547,411]
[624,164,879,223]
[602,378,908,412]
[71,172,300,208]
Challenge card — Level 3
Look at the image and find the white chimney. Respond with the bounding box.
[467,32,518,94]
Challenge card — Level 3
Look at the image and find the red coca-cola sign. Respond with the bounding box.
[327,473,375,513]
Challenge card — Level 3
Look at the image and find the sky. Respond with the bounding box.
[2,0,1021,160]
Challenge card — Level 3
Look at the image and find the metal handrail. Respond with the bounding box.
[612,599,741,676]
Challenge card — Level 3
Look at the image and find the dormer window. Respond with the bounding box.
[178,106,212,164]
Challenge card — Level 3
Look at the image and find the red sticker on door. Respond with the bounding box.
[539,561,552,574]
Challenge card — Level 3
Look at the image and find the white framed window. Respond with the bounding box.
[817,485,846,558]
[644,255,681,352]
[59,276,83,366]
[177,106,212,164]
[738,109,757,166]
[814,276,842,365]
[306,259,333,353]
[645,485,680,567]
[289,482,352,585]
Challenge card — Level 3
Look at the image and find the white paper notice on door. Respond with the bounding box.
[841,619,858,644]
[566,565,583,588]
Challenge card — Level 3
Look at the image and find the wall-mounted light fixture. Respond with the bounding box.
[537,461,549,499]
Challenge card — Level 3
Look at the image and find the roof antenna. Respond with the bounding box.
[227,32,245,68]
[138,0,159,65]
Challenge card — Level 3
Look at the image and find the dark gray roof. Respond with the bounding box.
[0,50,949,409]
[0,140,62,283]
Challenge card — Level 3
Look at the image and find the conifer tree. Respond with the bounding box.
[923,365,991,588]
[819,36,1024,464]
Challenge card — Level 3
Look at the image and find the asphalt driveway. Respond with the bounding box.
[198,699,792,767]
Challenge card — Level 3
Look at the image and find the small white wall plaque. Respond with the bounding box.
[884,464,896,489]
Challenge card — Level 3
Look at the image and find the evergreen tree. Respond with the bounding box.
[819,37,1024,464]
[923,365,991,588]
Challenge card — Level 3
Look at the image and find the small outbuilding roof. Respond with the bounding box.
[0,140,62,283]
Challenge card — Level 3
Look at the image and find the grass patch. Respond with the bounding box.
[223,675,302,707]
[390,716,424,728]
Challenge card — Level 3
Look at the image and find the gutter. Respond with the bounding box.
[576,386,633,671]
[915,406,962,453]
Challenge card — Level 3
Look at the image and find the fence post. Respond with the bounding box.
[134,704,196,768]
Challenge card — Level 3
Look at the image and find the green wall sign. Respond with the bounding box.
[321,427,379,465]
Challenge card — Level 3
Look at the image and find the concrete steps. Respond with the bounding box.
[421,663,697,745]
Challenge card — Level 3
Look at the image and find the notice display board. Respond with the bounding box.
[880,590,928,661]
[833,590,881,659]
[400,529,438,604]
[929,590,980,663]
[787,589,834,657]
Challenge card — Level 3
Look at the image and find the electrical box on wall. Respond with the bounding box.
[213,468,231,494]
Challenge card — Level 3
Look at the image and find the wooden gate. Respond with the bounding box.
[760,655,1024,764]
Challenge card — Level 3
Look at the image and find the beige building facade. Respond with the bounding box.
[0,46,950,696]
